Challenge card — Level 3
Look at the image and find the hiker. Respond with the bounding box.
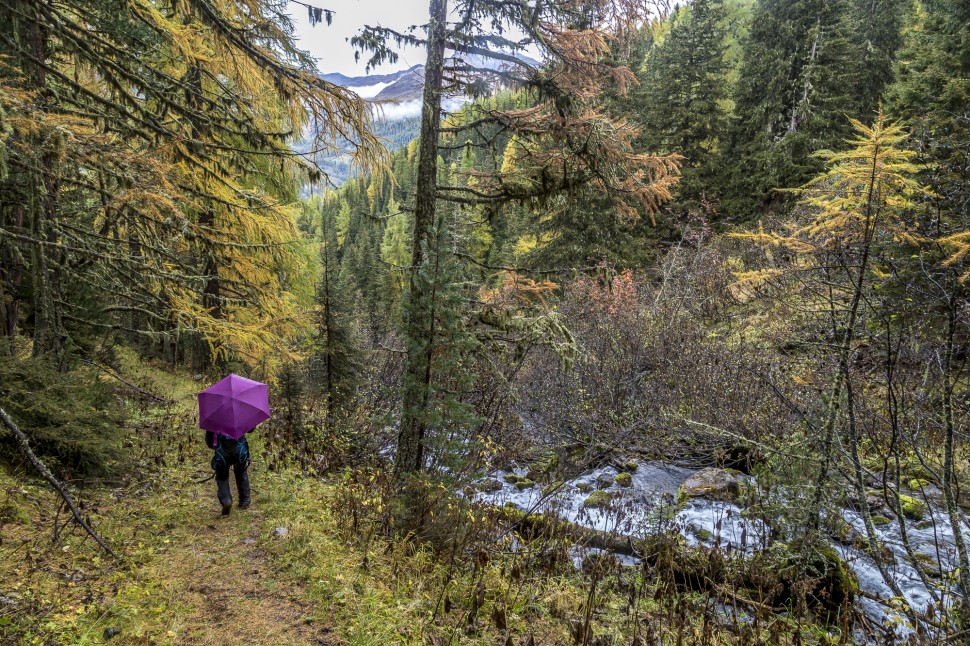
[206,429,251,515]
[197,373,271,516]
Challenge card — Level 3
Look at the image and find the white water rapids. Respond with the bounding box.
[475,461,967,641]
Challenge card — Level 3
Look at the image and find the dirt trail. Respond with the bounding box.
[143,495,334,646]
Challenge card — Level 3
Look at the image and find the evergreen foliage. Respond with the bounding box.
[307,198,361,417]
[634,0,731,209]
[0,355,125,477]
[0,0,386,375]
[722,0,906,217]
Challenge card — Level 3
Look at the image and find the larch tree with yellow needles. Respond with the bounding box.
[733,114,937,628]
[0,0,386,375]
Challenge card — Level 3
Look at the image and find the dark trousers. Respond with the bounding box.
[211,436,251,507]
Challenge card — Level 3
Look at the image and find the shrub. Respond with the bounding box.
[0,356,126,477]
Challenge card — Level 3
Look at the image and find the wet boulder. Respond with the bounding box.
[847,492,886,515]
[583,490,616,508]
[681,468,741,502]
[748,541,858,621]
[596,473,615,489]
[504,474,535,490]
[899,494,927,521]
[478,478,504,492]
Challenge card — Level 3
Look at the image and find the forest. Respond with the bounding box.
[0,0,969,643]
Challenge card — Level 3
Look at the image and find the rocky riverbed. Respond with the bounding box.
[475,459,967,641]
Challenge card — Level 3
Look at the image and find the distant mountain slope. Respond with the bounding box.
[312,54,539,186]
[321,65,426,101]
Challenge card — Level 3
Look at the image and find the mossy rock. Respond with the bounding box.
[907,478,931,490]
[870,515,892,527]
[690,526,713,543]
[899,495,928,521]
[614,472,633,487]
[514,479,535,491]
[681,468,741,502]
[866,490,929,521]
[596,474,614,489]
[819,547,859,599]
[769,542,859,612]
[575,482,594,494]
[478,478,504,492]
[583,490,615,508]
[830,518,866,548]
[622,460,639,472]
[504,474,521,485]
[900,459,936,483]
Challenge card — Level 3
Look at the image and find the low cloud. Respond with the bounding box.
[371,96,470,122]
[351,82,393,99]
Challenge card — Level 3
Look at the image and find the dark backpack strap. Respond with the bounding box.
[238,436,251,470]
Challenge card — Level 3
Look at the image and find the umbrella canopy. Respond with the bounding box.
[198,374,270,441]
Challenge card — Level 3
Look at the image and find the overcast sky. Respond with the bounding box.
[289,0,431,77]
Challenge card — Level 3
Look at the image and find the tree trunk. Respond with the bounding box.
[0,205,24,353]
[810,141,880,525]
[942,296,970,622]
[27,0,63,360]
[393,0,449,483]
[184,64,224,373]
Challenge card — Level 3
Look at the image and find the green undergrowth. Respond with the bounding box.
[0,355,850,644]
[0,453,855,645]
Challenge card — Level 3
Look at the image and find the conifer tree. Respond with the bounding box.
[733,115,932,624]
[355,0,681,483]
[0,0,386,372]
[380,195,413,299]
[635,0,730,208]
[723,0,904,217]
[309,199,360,420]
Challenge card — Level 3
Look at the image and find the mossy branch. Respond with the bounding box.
[0,406,119,560]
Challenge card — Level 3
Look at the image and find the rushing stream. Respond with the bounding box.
[475,460,967,640]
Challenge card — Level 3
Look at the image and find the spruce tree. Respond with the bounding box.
[635,0,731,210]
[723,0,904,218]
[308,200,361,420]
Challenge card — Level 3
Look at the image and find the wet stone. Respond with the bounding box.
[682,468,741,502]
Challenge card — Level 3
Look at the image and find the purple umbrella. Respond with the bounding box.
[198,374,270,446]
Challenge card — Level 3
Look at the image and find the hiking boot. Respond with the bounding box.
[216,477,233,515]
[236,466,251,510]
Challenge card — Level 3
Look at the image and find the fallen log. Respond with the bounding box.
[482,500,857,622]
